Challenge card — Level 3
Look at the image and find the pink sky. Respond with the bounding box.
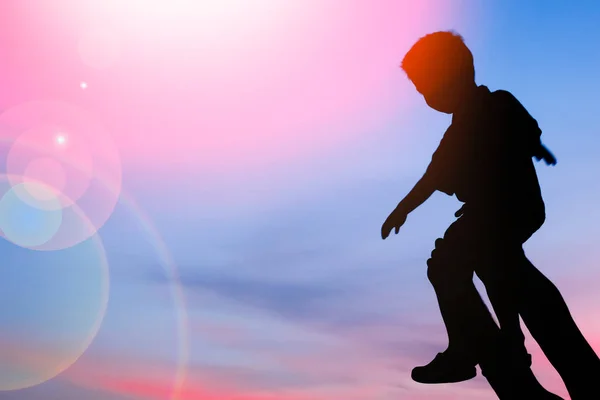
[0,0,452,175]
[2,1,600,400]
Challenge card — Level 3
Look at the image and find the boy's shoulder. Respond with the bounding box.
[487,88,543,149]
[454,87,520,123]
[481,88,520,114]
[490,88,517,100]
[485,88,540,130]
[488,89,530,115]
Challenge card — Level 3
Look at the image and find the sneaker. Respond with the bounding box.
[411,352,477,384]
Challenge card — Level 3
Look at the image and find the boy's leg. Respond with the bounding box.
[413,217,513,381]
[474,241,532,369]
[410,220,489,383]
[474,233,600,400]
[499,251,599,400]
[414,218,564,398]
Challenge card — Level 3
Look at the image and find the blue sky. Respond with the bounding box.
[1,1,600,399]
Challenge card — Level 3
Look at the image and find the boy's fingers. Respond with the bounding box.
[454,204,465,217]
[381,225,389,239]
[395,225,400,234]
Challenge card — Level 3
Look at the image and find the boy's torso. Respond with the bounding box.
[430,86,546,232]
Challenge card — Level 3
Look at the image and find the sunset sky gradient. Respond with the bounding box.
[1,1,599,399]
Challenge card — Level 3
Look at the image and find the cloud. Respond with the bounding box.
[50,323,499,400]
[53,249,454,398]
[176,272,346,321]
[0,381,135,400]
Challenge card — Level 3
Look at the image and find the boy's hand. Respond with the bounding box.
[535,144,557,166]
[381,207,408,239]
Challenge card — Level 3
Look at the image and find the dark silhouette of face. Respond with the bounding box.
[410,72,460,114]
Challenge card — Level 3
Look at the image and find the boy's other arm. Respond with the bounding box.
[495,90,557,165]
[533,143,557,165]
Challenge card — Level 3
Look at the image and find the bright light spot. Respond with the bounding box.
[80,81,88,89]
[56,135,66,145]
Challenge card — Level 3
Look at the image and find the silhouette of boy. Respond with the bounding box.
[381,31,599,399]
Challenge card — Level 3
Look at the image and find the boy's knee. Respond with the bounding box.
[426,238,450,284]
[426,262,444,286]
[427,237,444,260]
[427,236,474,287]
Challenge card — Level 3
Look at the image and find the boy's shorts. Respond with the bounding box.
[426,208,542,286]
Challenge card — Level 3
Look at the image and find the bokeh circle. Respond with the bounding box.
[0,181,63,248]
[22,157,67,203]
[0,174,110,391]
[0,100,122,251]
[6,124,94,209]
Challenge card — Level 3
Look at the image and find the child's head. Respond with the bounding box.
[401,31,475,114]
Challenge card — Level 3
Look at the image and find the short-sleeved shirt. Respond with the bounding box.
[425,85,545,232]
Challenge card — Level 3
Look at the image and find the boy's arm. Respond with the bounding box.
[397,133,453,215]
[381,168,438,239]
[381,133,451,240]
[395,172,437,216]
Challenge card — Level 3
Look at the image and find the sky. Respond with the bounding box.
[0,0,599,399]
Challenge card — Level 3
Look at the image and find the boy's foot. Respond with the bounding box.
[411,352,477,384]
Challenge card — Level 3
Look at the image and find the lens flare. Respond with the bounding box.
[0,100,122,250]
[6,123,93,209]
[0,181,63,248]
[107,192,190,400]
[22,157,67,203]
[0,175,109,391]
